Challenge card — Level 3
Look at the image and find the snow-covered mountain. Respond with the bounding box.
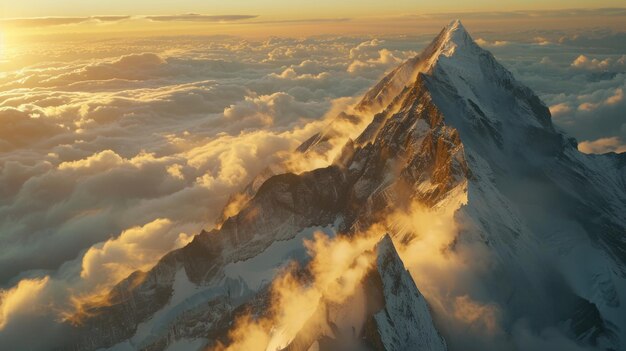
[63,20,625,351]
[279,234,447,351]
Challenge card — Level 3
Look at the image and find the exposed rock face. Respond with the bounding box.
[280,235,447,351]
[66,20,626,351]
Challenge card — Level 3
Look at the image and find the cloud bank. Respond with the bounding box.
[0,26,623,349]
[0,14,257,28]
[0,33,420,348]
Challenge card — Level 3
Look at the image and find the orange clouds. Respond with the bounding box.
[0,277,51,330]
[213,231,381,351]
[577,88,623,111]
[548,102,571,117]
[80,218,194,285]
[214,187,469,350]
[0,34,405,348]
[571,54,626,71]
[578,136,626,154]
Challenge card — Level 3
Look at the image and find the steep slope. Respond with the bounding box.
[413,21,626,350]
[371,235,447,351]
[64,20,626,351]
[281,235,447,351]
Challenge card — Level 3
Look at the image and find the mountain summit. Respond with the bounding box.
[66,21,625,351]
[432,19,484,60]
[360,18,553,130]
[357,19,479,111]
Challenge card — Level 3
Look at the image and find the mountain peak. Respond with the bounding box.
[375,233,396,256]
[444,19,466,34]
[355,19,484,114]
[429,18,477,59]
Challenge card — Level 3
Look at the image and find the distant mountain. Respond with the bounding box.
[64,20,625,351]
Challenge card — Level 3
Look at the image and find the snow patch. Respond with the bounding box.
[224,225,336,291]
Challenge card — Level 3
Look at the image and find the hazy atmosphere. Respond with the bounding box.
[1,2,625,351]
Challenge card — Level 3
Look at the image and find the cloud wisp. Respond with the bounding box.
[0,14,258,28]
[145,14,258,22]
[0,16,131,27]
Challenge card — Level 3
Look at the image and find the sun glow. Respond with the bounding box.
[0,30,5,62]
[0,1,625,348]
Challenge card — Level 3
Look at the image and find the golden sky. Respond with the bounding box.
[3,0,626,17]
[1,2,626,42]
[0,2,625,349]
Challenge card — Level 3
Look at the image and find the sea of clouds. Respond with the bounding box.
[0,27,624,348]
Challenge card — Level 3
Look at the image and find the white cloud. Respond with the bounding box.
[346,39,408,76]
[80,218,194,285]
[347,49,401,74]
[0,34,396,348]
[0,28,624,349]
[0,277,51,330]
[348,38,384,59]
[475,38,510,47]
[223,92,327,128]
[535,73,626,143]
[533,37,551,45]
[0,107,67,151]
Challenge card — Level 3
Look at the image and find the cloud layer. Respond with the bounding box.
[0,14,257,28]
[0,26,624,348]
[0,33,421,348]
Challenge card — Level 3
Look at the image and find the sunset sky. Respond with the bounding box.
[0,2,625,348]
[1,2,626,41]
[4,0,626,17]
